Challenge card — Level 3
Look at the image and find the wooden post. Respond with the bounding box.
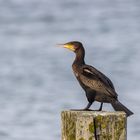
[61,111,126,140]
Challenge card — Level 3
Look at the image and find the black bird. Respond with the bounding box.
[60,41,133,117]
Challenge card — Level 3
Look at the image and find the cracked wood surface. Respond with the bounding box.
[61,111,126,140]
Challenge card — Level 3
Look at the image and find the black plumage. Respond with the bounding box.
[61,41,133,117]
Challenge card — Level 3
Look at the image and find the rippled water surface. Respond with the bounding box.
[0,0,140,139]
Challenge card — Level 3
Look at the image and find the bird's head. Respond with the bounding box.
[59,41,83,53]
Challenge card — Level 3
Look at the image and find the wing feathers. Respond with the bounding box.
[81,65,118,98]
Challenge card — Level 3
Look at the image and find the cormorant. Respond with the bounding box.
[60,41,133,117]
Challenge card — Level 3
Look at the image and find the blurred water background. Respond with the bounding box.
[0,0,140,139]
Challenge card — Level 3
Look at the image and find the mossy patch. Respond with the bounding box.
[89,122,94,133]
[79,137,85,140]
[88,136,93,140]
[69,134,75,140]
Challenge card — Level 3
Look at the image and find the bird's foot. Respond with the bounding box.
[98,102,103,111]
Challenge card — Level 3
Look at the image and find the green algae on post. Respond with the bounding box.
[61,111,126,140]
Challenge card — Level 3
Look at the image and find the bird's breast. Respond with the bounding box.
[72,64,81,78]
[75,72,79,77]
[73,69,79,78]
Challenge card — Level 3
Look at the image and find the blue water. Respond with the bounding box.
[0,0,140,139]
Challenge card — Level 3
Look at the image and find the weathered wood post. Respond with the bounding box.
[61,111,126,140]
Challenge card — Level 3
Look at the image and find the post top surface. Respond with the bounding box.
[61,110,126,117]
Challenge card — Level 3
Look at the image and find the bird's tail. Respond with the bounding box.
[111,101,133,117]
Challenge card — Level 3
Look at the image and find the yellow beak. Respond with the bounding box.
[58,44,75,51]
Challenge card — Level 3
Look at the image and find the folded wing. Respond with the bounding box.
[80,65,118,98]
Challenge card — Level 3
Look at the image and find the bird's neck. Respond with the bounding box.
[73,49,85,66]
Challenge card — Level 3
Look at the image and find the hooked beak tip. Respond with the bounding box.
[56,44,64,47]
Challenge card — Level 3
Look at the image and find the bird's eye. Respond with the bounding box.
[74,45,79,50]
